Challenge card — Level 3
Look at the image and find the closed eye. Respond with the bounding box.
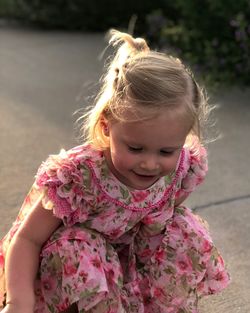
[160,150,174,156]
[128,146,143,152]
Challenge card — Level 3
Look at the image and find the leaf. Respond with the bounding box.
[119,186,129,199]
[164,266,176,275]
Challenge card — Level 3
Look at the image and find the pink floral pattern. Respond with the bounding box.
[0,140,230,313]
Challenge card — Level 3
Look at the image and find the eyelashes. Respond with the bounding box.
[127,146,174,155]
[160,150,174,155]
[128,146,143,152]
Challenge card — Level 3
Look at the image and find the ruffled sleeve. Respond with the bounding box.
[35,148,92,226]
[175,136,208,202]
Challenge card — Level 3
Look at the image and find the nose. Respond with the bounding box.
[140,155,159,172]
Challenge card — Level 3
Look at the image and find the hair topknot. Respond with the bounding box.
[108,29,149,53]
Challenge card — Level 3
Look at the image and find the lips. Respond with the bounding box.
[136,174,155,178]
[129,171,160,189]
[132,171,158,179]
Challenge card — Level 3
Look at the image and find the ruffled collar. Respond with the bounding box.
[84,146,185,212]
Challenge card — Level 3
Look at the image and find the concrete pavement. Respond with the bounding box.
[0,25,250,312]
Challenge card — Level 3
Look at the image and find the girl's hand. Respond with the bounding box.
[0,303,34,313]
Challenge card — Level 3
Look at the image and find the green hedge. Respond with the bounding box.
[0,0,162,31]
[145,0,250,87]
[0,0,15,16]
[1,0,249,86]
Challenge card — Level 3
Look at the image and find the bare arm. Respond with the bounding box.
[3,197,62,312]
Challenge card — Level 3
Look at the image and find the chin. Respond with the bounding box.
[129,180,157,190]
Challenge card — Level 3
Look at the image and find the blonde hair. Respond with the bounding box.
[81,29,211,150]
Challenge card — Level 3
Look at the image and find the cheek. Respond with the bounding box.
[162,154,181,173]
[111,149,135,170]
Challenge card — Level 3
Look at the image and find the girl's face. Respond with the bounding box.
[103,109,191,190]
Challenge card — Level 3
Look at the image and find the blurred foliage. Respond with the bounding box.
[0,0,163,32]
[146,0,250,87]
[0,0,249,87]
[0,0,15,15]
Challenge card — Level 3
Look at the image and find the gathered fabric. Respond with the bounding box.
[0,142,230,312]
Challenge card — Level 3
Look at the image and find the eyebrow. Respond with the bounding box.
[124,139,182,150]
[161,146,183,150]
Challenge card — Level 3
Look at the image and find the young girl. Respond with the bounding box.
[0,29,229,313]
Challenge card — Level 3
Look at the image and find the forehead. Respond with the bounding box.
[111,110,190,147]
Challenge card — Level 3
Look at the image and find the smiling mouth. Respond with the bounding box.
[133,172,158,179]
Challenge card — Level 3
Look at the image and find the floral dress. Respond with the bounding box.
[0,141,230,313]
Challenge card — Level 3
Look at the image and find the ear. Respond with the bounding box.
[100,116,110,137]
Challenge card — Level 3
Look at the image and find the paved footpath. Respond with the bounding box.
[0,25,250,312]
